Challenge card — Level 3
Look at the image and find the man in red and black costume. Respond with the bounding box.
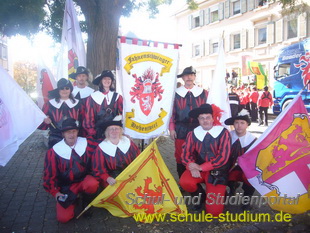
[180,104,231,215]
[224,109,256,209]
[169,66,208,178]
[43,118,99,223]
[83,70,123,139]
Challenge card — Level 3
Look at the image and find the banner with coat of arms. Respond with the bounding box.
[116,37,179,139]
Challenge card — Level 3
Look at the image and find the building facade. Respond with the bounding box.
[174,0,309,89]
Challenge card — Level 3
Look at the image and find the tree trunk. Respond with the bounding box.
[76,0,126,77]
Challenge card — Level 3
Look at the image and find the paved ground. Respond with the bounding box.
[0,114,309,233]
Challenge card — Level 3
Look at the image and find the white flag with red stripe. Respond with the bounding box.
[56,0,86,81]
[37,59,56,109]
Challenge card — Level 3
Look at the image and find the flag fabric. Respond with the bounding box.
[116,37,179,139]
[56,0,86,81]
[0,66,46,166]
[238,95,310,214]
[247,61,267,89]
[36,59,56,109]
[207,39,231,124]
[88,138,187,219]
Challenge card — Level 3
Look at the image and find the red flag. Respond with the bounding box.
[37,60,56,109]
[239,95,310,214]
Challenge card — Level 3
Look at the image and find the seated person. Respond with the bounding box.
[224,109,257,209]
[43,118,99,223]
[92,116,140,187]
[180,104,231,216]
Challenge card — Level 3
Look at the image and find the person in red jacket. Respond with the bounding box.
[169,66,208,178]
[180,104,231,215]
[43,118,99,223]
[38,78,83,148]
[83,70,123,139]
[257,86,273,126]
[249,86,259,122]
[92,116,140,188]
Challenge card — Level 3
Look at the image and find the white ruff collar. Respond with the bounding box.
[176,85,204,98]
[231,130,256,148]
[98,136,131,157]
[91,91,119,105]
[49,98,79,109]
[72,86,94,99]
[194,125,224,142]
[53,137,87,160]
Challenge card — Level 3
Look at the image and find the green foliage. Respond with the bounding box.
[0,0,46,37]
[187,0,198,10]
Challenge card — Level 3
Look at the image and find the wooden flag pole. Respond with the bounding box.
[76,204,92,219]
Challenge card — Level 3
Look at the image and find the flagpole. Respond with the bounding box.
[76,204,92,219]
[298,80,310,95]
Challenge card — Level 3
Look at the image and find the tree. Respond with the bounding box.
[13,61,37,95]
[0,0,307,76]
[1,0,172,76]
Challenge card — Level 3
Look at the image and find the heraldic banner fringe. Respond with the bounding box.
[116,39,179,139]
[239,95,310,214]
[80,138,187,220]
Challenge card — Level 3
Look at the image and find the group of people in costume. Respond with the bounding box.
[40,65,257,223]
[169,66,257,216]
[40,67,137,223]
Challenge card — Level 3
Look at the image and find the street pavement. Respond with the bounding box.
[0,113,309,233]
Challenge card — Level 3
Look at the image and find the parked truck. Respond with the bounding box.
[272,38,310,115]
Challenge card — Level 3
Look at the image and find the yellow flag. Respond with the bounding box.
[89,138,187,218]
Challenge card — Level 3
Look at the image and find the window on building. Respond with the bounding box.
[257,27,267,45]
[0,44,8,60]
[210,5,219,23]
[193,15,200,28]
[287,18,297,39]
[212,42,218,53]
[194,45,201,57]
[233,34,241,49]
[232,0,241,15]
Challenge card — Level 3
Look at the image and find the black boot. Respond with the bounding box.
[241,183,255,210]
[176,163,186,178]
[190,184,206,211]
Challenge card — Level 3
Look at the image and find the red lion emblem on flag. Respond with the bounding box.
[130,68,164,116]
[294,51,310,89]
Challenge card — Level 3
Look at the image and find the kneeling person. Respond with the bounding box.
[92,116,140,187]
[224,110,256,209]
[43,118,99,223]
[180,104,231,216]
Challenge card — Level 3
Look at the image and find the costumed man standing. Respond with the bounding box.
[43,118,99,223]
[70,66,94,101]
[249,86,259,122]
[180,104,231,215]
[224,109,256,210]
[70,66,94,136]
[83,70,123,139]
[169,66,208,178]
[258,86,273,126]
[38,78,83,148]
[92,116,140,188]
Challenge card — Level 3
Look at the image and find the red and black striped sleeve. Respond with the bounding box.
[181,131,197,167]
[38,102,50,130]
[43,149,60,197]
[83,97,97,136]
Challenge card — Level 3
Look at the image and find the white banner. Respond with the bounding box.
[0,66,46,166]
[37,59,56,109]
[116,40,179,139]
[56,0,86,81]
[207,39,231,124]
